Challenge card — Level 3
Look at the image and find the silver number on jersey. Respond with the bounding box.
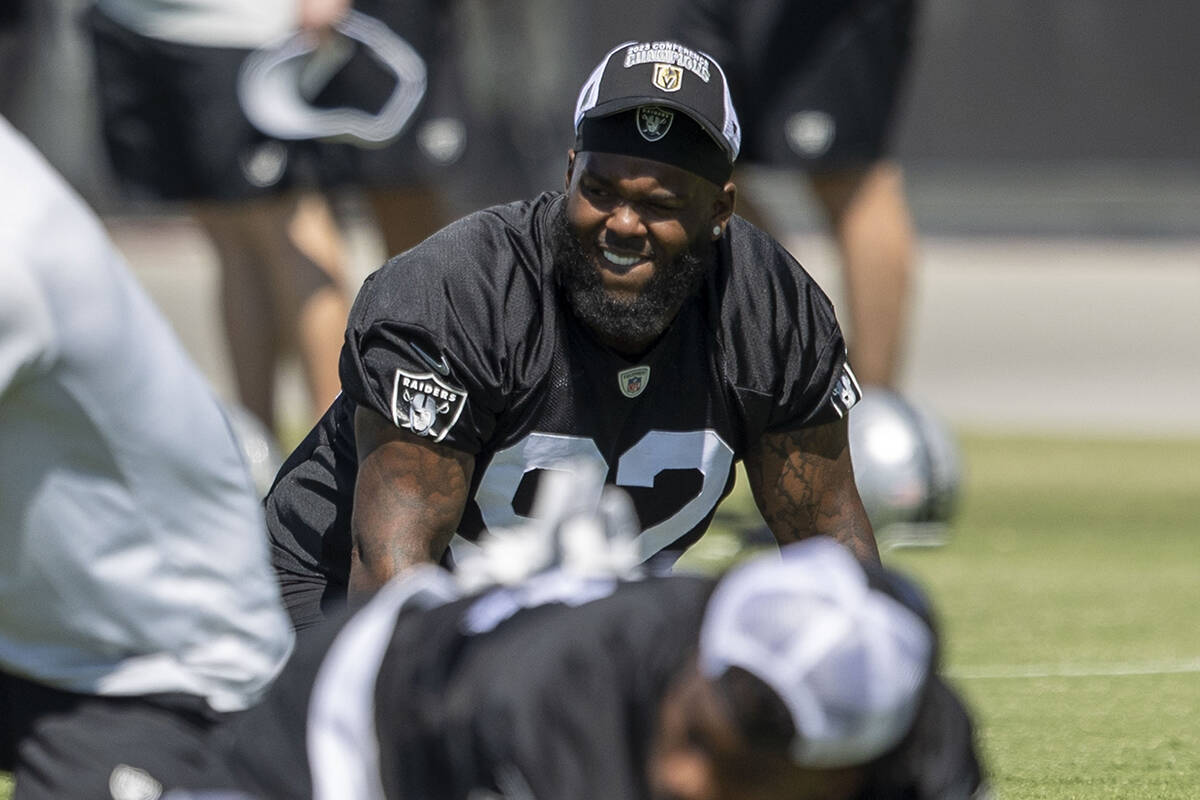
[476,430,734,561]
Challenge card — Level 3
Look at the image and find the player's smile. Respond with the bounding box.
[601,250,642,268]
[595,234,656,297]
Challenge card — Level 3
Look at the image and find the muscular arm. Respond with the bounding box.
[349,405,474,603]
[743,416,880,564]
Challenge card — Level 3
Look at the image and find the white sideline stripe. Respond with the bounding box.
[948,658,1200,680]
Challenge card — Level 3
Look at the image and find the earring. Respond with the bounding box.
[712,225,722,239]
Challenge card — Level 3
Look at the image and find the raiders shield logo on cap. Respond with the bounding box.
[636,106,674,142]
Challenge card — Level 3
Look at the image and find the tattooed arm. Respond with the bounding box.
[348,405,475,603]
[743,415,880,564]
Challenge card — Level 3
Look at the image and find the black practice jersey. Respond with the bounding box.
[265,192,858,606]
[227,572,714,800]
[224,569,985,800]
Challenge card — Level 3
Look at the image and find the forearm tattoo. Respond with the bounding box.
[746,419,880,564]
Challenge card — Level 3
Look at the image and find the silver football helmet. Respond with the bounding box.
[848,389,963,549]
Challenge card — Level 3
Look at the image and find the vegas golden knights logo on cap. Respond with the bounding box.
[652,63,683,92]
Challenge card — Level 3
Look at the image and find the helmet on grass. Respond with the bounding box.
[848,389,963,549]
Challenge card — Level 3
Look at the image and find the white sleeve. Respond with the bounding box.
[0,256,55,396]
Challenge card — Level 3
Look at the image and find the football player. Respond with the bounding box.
[265,39,878,631]
[0,117,293,798]
[219,537,988,799]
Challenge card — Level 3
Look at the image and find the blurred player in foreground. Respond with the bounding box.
[669,0,921,389]
[0,117,293,799]
[213,514,988,799]
[265,38,878,631]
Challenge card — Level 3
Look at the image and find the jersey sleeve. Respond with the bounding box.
[721,222,863,436]
[338,210,538,454]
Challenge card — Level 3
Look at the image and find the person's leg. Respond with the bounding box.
[193,191,349,432]
[193,200,282,431]
[363,184,450,258]
[284,192,350,421]
[808,160,915,388]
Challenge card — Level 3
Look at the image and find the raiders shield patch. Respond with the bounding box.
[391,368,468,442]
[636,106,674,142]
[829,362,863,418]
[618,365,651,398]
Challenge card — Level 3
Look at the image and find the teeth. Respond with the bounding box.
[603,251,642,267]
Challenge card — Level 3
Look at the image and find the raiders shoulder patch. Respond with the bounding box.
[830,362,863,419]
[391,368,468,442]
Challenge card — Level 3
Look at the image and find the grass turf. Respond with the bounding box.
[683,432,1200,799]
[3,432,1198,798]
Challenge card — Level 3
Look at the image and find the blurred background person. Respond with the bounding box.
[0,115,293,800]
[85,0,478,441]
[235,0,471,258]
[304,0,469,259]
[664,0,920,390]
[86,0,355,437]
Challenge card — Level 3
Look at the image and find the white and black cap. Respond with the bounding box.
[699,537,935,769]
[574,41,741,184]
[237,11,427,147]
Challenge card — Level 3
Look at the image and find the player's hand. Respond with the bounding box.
[298,0,351,32]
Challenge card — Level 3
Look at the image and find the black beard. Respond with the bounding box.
[551,206,713,354]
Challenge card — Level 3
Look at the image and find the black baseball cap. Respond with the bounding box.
[574,41,741,182]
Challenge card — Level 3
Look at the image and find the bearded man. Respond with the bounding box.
[265,39,878,631]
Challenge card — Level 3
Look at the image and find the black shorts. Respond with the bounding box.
[86,6,324,203]
[86,3,470,199]
[0,671,240,799]
[672,0,917,170]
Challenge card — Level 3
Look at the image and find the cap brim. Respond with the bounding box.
[582,97,735,163]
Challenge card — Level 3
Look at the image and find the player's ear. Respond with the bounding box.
[710,180,737,234]
[565,150,578,192]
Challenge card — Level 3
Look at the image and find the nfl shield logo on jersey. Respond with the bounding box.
[391,368,468,442]
[618,365,651,398]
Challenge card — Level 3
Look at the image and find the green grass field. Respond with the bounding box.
[684,432,1200,799]
[3,432,1197,799]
